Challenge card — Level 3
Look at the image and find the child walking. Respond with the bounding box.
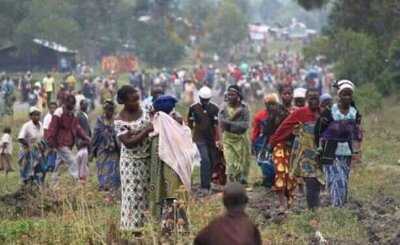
[0,127,13,175]
[77,141,89,183]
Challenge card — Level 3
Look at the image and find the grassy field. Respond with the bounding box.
[1,94,400,244]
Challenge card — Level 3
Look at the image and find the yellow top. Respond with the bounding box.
[42,77,55,92]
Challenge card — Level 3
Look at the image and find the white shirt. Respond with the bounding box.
[0,133,12,154]
[18,121,43,148]
[43,113,53,130]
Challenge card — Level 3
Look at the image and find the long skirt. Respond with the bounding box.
[323,156,351,207]
[119,155,150,232]
[222,131,251,183]
[149,136,188,235]
[272,143,296,202]
[96,153,120,191]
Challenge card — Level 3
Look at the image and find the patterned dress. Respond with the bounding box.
[115,111,152,231]
[320,104,358,207]
[91,116,120,191]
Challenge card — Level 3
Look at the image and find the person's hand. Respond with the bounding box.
[145,124,154,135]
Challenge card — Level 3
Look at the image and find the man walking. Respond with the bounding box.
[46,95,90,183]
[188,86,219,194]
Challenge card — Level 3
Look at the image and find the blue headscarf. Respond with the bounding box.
[153,95,178,114]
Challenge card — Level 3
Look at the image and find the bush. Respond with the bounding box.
[353,83,383,115]
[332,30,381,86]
[376,36,400,95]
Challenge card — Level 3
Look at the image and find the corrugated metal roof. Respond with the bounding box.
[33,38,77,53]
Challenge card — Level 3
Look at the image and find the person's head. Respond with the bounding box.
[48,102,58,114]
[223,182,248,211]
[153,95,178,114]
[47,73,51,78]
[64,94,76,112]
[264,93,280,114]
[199,86,212,105]
[3,127,11,134]
[278,84,293,107]
[226,85,242,105]
[29,107,41,124]
[320,93,332,111]
[336,80,354,108]
[306,88,320,112]
[293,88,307,107]
[151,86,164,101]
[103,100,115,119]
[80,99,89,112]
[117,85,140,112]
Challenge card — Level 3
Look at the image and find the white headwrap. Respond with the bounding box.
[336,80,355,95]
[293,88,307,98]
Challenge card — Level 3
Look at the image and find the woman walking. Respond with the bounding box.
[91,100,120,198]
[149,95,194,236]
[219,85,251,184]
[315,80,361,207]
[114,85,153,236]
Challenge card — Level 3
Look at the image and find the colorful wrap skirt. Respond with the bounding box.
[272,143,296,200]
[323,156,351,207]
[222,131,251,183]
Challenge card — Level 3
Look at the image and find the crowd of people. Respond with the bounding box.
[0,51,363,243]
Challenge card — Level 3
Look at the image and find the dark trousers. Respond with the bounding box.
[304,177,322,209]
[197,142,217,189]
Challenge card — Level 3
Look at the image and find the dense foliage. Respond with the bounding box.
[300,0,400,95]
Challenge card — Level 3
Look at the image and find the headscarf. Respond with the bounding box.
[153,95,178,114]
[227,84,242,100]
[264,93,279,104]
[320,93,332,102]
[334,80,355,95]
[293,88,307,98]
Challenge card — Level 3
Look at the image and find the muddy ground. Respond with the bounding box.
[247,186,400,244]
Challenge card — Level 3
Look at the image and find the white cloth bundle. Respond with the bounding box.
[152,111,201,192]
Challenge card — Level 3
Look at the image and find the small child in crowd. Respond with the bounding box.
[0,127,13,175]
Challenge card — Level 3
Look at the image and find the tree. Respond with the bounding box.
[133,20,185,68]
[182,0,215,36]
[203,0,248,60]
[14,0,81,54]
[331,29,381,85]
[0,0,31,44]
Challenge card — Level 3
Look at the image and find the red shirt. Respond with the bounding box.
[269,106,318,147]
[45,107,88,148]
[232,68,243,82]
[251,110,269,143]
[195,68,206,82]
